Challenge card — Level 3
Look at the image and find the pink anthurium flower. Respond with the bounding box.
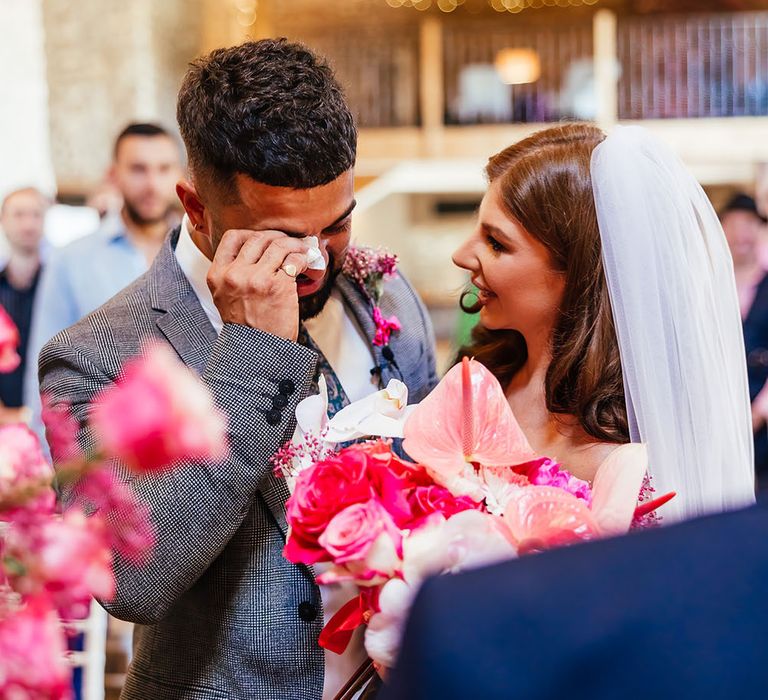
[403,357,537,500]
[502,443,652,550]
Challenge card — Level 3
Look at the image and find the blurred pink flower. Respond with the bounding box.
[5,510,114,619]
[0,305,21,374]
[90,344,228,473]
[78,467,156,565]
[41,395,81,463]
[0,424,55,519]
[0,596,72,699]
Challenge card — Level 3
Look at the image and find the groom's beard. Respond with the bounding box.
[299,251,341,321]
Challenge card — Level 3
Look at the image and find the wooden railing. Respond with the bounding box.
[287,10,768,128]
[296,29,422,128]
[442,21,595,124]
[617,12,768,120]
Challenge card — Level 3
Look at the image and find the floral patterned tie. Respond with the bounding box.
[296,323,349,418]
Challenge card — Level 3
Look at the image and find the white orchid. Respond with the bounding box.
[279,377,415,482]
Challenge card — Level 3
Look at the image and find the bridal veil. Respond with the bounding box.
[591,126,755,522]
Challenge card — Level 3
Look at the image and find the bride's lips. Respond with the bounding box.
[472,278,496,305]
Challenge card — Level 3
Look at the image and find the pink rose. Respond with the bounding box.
[363,443,432,527]
[285,449,374,564]
[0,305,20,373]
[406,485,480,527]
[0,424,55,519]
[5,510,115,619]
[90,344,228,473]
[0,596,72,699]
[319,500,401,571]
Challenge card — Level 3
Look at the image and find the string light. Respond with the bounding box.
[233,0,258,26]
[494,47,541,84]
[385,0,599,10]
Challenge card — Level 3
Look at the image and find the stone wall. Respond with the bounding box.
[42,0,203,194]
[0,0,56,200]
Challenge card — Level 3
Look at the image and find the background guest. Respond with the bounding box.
[721,193,768,488]
[24,122,182,438]
[0,187,47,417]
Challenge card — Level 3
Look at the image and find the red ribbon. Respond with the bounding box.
[319,595,366,655]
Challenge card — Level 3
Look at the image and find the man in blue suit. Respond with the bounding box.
[380,499,768,699]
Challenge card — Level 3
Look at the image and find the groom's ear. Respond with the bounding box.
[176,179,209,238]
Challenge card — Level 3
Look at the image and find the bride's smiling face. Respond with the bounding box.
[453,182,565,337]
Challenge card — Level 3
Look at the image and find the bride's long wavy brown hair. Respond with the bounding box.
[458,123,629,444]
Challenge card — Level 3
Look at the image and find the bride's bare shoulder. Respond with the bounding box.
[566,441,627,483]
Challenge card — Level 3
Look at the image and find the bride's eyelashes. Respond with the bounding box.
[486,234,506,253]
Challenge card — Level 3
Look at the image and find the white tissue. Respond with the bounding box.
[305,236,326,271]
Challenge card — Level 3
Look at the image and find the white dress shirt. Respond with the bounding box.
[175,219,374,698]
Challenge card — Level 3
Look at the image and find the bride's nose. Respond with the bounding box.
[452,236,477,273]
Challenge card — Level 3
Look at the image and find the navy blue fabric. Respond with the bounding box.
[381,499,768,700]
[743,273,768,486]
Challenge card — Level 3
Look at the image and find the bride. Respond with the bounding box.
[452,123,755,522]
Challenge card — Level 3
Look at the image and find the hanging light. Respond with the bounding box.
[494,48,541,85]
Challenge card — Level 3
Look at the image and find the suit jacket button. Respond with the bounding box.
[298,601,317,622]
[279,379,295,395]
[265,409,282,425]
[272,394,288,409]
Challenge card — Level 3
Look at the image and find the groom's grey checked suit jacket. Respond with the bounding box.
[38,227,438,700]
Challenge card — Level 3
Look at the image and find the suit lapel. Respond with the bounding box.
[148,228,218,373]
[155,298,218,374]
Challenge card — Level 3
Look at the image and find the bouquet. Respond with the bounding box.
[278,357,674,675]
[0,326,228,700]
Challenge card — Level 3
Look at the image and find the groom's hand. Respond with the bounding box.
[207,229,311,342]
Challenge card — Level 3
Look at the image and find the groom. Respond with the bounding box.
[38,39,437,699]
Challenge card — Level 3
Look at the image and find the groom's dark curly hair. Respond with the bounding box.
[177,38,356,195]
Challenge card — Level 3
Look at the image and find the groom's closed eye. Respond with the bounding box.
[323,217,352,235]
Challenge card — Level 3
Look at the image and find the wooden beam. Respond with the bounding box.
[419,15,444,156]
[593,9,618,131]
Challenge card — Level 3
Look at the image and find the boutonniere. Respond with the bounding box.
[343,245,401,347]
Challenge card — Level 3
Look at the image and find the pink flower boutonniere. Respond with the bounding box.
[343,246,401,348]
